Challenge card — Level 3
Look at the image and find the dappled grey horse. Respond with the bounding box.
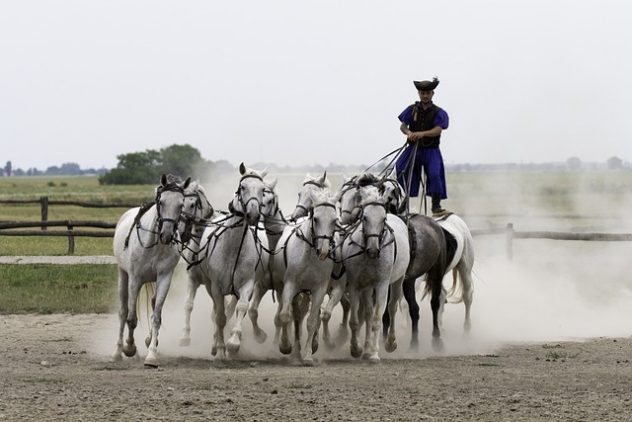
[111,174,191,367]
[194,163,268,362]
[340,187,410,361]
[271,189,339,363]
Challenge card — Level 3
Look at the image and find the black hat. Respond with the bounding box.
[413,77,439,91]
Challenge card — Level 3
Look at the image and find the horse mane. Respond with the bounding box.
[359,186,383,205]
[356,172,380,187]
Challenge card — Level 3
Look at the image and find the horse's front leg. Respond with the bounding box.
[247,281,268,344]
[361,288,374,360]
[384,278,404,353]
[403,277,420,351]
[122,276,142,359]
[321,279,346,349]
[112,268,129,361]
[144,270,175,367]
[348,285,362,358]
[226,280,255,355]
[278,280,297,355]
[290,294,308,361]
[303,287,327,365]
[211,288,227,363]
[273,287,284,344]
[180,272,201,347]
[368,281,390,362]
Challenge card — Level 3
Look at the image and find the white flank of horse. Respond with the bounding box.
[341,186,410,361]
[271,189,338,364]
[111,174,191,367]
[195,163,269,362]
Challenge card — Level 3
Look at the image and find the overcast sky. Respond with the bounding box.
[1,0,631,170]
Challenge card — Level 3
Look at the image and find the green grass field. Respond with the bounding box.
[1,170,632,313]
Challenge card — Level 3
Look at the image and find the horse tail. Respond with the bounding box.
[446,268,464,304]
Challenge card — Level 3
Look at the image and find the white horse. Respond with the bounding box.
[111,174,191,367]
[271,190,338,364]
[341,187,410,361]
[195,163,268,362]
[248,178,290,346]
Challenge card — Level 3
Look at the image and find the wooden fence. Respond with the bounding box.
[2,197,632,257]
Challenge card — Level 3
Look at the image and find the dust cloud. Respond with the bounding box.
[92,169,632,363]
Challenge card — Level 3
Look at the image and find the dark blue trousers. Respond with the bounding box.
[395,145,447,199]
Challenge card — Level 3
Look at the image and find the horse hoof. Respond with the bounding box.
[368,355,380,364]
[226,340,241,355]
[361,352,371,360]
[253,330,268,344]
[279,341,292,355]
[350,345,363,358]
[385,340,398,353]
[211,345,217,356]
[144,355,159,368]
[302,356,315,367]
[122,344,137,357]
[111,351,122,362]
[179,337,191,347]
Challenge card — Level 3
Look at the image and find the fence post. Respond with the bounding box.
[67,220,75,255]
[40,196,48,231]
[505,222,514,260]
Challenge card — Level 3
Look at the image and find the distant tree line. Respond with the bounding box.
[1,151,630,182]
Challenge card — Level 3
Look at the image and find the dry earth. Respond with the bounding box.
[1,313,631,422]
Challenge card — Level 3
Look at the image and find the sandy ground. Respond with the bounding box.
[1,312,631,422]
[2,238,632,421]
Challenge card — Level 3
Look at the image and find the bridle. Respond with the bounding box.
[230,173,264,217]
[154,182,186,235]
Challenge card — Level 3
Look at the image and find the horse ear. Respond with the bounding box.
[269,177,278,190]
[318,171,327,186]
[260,168,268,178]
[161,174,167,186]
[239,162,246,175]
[183,177,191,189]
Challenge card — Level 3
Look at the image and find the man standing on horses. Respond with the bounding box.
[395,77,449,216]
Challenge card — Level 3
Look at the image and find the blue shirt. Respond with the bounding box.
[398,103,449,129]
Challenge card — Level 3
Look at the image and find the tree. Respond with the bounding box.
[607,156,623,170]
[4,161,11,177]
[98,144,211,185]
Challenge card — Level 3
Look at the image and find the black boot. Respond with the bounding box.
[431,194,445,215]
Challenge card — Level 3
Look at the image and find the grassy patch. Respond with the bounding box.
[0,264,118,314]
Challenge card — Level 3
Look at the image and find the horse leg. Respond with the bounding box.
[290,295,307,361]
[144,272,174,367]
[273,287,283,344]
[278,281,297,355]
[381,285,392,340]
[211,289,227,363]
[428,270,445,352]
[340,292,351,327]
[112,268,128,361]
[179,275,200,347]
[321,280,346,350]
[368,282,390,362]
[403,277,420,351]
[247,281,268,344]
[303,288,327,365]
[348,285,362,358]
[227,281,255,355]
[385,278,404,353]
[459,264,474,334]
[122,277,142,358]
[361,289,374,360]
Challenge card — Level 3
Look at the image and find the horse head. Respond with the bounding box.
[358,186,388,259]
[180,180,214,243]
[291,171,329,221]
[261,177,279,218]
[156,174,191,245]
[231,162,267,226]
[308,190,338,261]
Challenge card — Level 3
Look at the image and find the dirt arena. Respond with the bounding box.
[2,239,632,421]
[1,313,631,421]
